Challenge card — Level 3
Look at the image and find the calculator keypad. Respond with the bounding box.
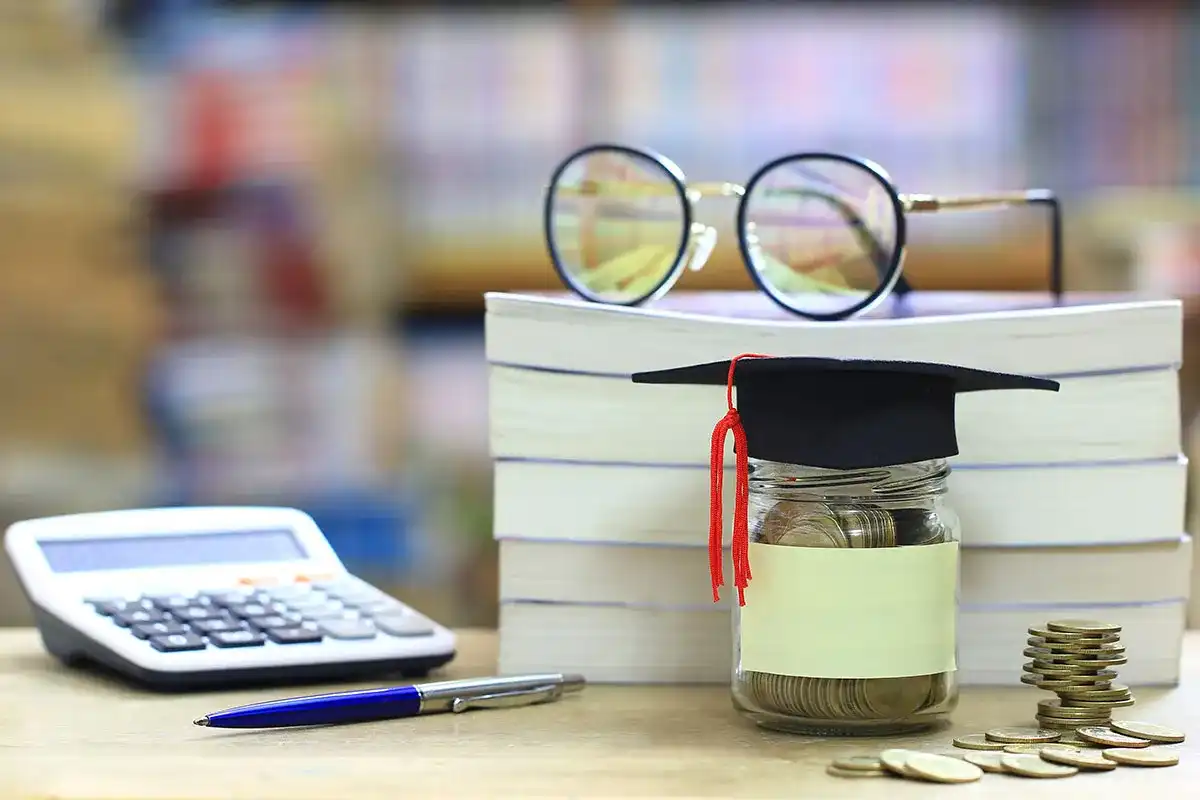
[88,578,433,654]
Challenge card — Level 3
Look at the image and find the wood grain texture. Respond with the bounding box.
[1,628,1197,798]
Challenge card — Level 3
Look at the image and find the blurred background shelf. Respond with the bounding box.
[1,0,1198,627]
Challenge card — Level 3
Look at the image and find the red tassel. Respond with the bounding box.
[709,353,771,606]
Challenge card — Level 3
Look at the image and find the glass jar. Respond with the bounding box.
[731,457,961,736]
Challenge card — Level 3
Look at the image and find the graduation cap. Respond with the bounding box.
[631,354,1060,605]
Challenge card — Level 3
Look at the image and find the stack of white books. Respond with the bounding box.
[486,291,1190,686]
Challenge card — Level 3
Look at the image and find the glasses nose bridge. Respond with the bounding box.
[680,181,744,273]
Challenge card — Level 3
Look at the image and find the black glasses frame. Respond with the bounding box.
[544,143,1064,321]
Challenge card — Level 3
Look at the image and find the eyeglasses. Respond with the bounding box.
[543,144,1063,321]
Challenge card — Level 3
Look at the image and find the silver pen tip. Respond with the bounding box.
[193,716,210,727]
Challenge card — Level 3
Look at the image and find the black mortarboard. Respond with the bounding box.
[632,356,1060,470]
[631,355,1060,606]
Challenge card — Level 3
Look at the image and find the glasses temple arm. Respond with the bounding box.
[905,190,1063,299]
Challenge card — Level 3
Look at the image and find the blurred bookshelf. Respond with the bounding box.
[2,0,1199,626]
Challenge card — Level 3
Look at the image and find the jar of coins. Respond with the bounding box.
[631,354,1059,737]
[730,457,962,735]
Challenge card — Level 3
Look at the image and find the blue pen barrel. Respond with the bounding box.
[204,686,423,728]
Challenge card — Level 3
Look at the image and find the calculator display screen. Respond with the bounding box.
[37,529,306,573]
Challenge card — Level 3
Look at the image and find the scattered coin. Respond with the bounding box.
[830,755,884,772]
[1102,746,1180,767]
[1003,743,1079,755]
[1040,747,1118,771]
[1046,620,1122,635]
[953,734,1007,751]
[879,749,917,777]
[825,765,887,778]
[1109,721,1186,744]
[1000,753,1079,778]
[903,752,984,784]
[962,751,1006,773]
[1075,726,1152,748]
[986,727,1062,744]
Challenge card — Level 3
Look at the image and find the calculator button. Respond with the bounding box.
[319,619,377,640]
[300,605,349,621]
[92,598,153,616]
[248,613,302,630]
[209,630,267,648]
[191,617,246,634]
[131,620,189,639]
[113,608,166,627]
[265,627,323,645]
[345,598,400,614]
[171,606,224,622]
[149,632,207,652]
[283,594,329,611]
[266,585,312,600]
[144,595,193,612]
[224,602,272,619]
[375,613,434,637]
[202,591,253,606]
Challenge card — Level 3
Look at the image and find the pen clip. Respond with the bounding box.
[450,684,564,714]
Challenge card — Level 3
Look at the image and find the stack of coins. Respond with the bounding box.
[743,499,948,723]
[1021,619,1134,735]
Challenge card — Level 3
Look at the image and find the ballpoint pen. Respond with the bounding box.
[193,673,586,729]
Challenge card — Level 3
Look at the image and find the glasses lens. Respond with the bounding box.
[547,148,686,304]
[742,156,900,316]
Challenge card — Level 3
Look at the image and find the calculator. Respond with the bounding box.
[4,506,457,691]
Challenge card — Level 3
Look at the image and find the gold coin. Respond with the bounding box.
[1000,753,1078,778]
[1020,673,1075,689]
[1110,721,1186,744]
[879,748,917,777]
[825,765,887,778]
[1056,684,1132,701]
[1036,717,1108,731]
[1003,743,1079,755]
[903,752,984,783]
[1059,696,1136,709]
[862,675,932,718]
[1028,632,1121,646]
[830,755,885,772]
[1075,726,1152,748]
[953,733,1007,751]
[1102,746,1180,767]
[1040,747,1118,771]
[1024,647,1076,661]
[986,727,1061,744]
[962,751,1005,773]
[1046,619,1122,635]
[1038,699,1112,718]
[1065,657,1128,671]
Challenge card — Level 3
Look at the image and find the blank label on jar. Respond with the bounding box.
[739,541,959,679]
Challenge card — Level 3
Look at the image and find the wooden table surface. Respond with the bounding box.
[1,628,1196,798]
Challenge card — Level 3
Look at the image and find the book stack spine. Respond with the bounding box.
[487,294,1190,685]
